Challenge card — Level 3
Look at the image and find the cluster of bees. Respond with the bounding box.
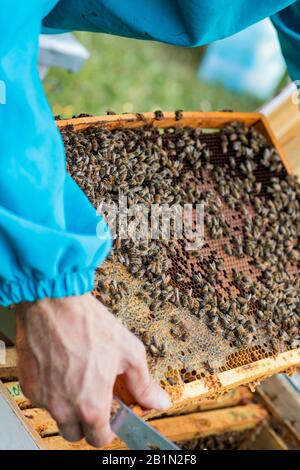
[63,115,300,361]
[178,431,248,450]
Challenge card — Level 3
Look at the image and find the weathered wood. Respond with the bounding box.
[44,436,123,451]
[257,375,300,445]
[37,403,267,449]
[5,381,32,409]
[22,408,57,437]
[261,83,300,175]
[149,404,268,443]
[0,347,18,380]
[259,375,300,436]
[249,425,288,450]
[157,386,252,417]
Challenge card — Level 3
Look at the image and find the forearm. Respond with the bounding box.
[0,5,112,305]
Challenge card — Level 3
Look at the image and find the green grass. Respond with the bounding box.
[44,32,264,117]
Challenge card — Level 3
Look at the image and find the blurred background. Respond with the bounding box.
[42,21,289,117]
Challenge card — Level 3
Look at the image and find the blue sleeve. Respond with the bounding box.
[43,0,296,46]
[271,1,300,81]
[0,2,112,306]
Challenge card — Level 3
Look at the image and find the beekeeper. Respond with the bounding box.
[1,0,299,448]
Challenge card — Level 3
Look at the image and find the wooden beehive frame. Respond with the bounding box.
[56,112,300,408]
[0,363,267,450]
[1,346,300,417]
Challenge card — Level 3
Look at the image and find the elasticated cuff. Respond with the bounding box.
[0,268,95,306]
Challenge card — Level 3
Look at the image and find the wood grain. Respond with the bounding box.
[56,111,263,132]
[259,375,300,437]
[2,347,300,411]
[261,84,300,176]
[42,403,267,450]
[156,386,252,417]
[249,425,288,450]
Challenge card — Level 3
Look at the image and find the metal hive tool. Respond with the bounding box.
[57,112,300,412]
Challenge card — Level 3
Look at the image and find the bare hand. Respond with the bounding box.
[14,293,170,447]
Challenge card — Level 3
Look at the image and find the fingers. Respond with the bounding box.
[50,394,115,446]
[58,421,84,442]
[49,400,83,442]
[83,422,115,448]
[125,368,171,410]
[76,383,115,448]
[124,339,171,410]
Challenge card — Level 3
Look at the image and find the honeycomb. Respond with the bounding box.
[177,430,250,450]
[61,115,300,393]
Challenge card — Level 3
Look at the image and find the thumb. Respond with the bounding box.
[122,359,171,411]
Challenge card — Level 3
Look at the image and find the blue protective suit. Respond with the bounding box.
[0,1,299,306]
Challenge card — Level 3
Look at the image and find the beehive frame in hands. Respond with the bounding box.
[56,112,300,413]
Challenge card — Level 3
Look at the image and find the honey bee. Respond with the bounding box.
[166,377,177,386]
[135,112,146,122]
[192,274,203,284]
[203,360,214,374]
[228,157,236,170]
[175,110,183,121]
[154,110,164,120]
[223,244,233,256]
[221,141,228,154]
[198,308,206,319]
[149,344,160,356]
